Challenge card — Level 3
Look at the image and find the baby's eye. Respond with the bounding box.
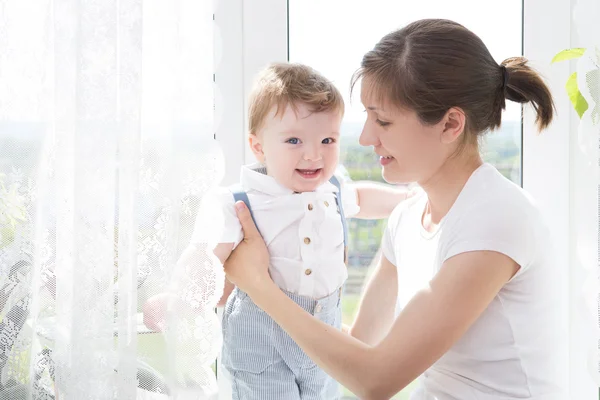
[322,138,336,144]
[286,138,300,145]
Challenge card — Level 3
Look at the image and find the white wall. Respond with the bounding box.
[523,0,598,399]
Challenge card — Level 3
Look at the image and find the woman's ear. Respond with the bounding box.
[440,107,466,144]
[248,133,265,163]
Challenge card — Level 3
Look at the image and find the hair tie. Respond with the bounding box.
[500,65,509,90]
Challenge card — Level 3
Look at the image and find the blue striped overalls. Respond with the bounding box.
[221,176,348,400]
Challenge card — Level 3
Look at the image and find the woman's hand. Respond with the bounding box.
[223,201,273,296]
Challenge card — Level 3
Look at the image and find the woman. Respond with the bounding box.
[223,19,566,400]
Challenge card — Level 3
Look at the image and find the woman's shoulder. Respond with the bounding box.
[454,163,540,220]
[439,164,549,269]
[443,164,544,233]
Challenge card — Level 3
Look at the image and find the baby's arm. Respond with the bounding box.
[143,242,233,332]
[164,242,234,307]
[189,186,243,306]
[213,242,235,306]
[352,182,415,219]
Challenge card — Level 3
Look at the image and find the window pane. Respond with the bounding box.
[289,2,523,398]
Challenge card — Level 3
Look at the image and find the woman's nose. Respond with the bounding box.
[359,122,379,147]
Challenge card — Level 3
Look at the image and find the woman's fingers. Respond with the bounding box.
[234,201,261,241]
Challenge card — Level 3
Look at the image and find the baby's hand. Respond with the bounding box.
[143,292,177,332]
[341,323,351,334]
[406,187,420,199]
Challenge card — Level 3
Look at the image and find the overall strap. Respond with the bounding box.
[328,176,349,263]
[229,184,261,237]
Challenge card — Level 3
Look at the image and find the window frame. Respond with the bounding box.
[213,1,288,397]
[215,0,597,399]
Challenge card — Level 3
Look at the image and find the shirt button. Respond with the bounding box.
[324,201,329,207]
[308,203,314,211]
[304,237,311,245]
[315,304,322,313]
[305,268,312,275]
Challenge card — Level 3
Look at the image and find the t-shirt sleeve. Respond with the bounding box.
[190,187,243,249]
[334,166,360,218]
[441,199,537,276]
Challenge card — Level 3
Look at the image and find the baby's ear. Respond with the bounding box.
[248,133,265,163]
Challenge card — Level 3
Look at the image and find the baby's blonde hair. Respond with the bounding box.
[248,63,344,135]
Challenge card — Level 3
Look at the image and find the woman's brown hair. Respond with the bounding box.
[352,19,555,138]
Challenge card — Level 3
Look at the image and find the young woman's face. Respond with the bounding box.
[358,79,460,184]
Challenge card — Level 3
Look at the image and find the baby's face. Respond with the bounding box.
[250,102,342,193]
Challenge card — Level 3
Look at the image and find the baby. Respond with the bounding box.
[145,63,412,399]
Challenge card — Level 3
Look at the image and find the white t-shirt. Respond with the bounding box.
[382,163,567,400]
[191,163,360,299]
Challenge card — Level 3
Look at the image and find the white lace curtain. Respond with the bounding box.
[0,1,223,399]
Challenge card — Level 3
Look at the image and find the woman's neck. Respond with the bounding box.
[419,150,483,227]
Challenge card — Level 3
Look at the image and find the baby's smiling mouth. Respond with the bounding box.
[296,168,322,178]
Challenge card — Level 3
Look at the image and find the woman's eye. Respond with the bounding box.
[376,119,391,127]
[286,138,300,145]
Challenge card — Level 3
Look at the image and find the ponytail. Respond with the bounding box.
[500,57,555,131]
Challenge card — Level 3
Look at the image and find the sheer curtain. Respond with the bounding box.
[570,0,600,386]
[0,1,223,399]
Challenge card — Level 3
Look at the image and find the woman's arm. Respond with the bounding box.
[349,253,398,345]
[224,202,519,399]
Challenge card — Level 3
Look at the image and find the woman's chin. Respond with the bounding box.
[381,167,399,184]
[382,166,411,185]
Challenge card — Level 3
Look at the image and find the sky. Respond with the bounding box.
[288,0,524,123]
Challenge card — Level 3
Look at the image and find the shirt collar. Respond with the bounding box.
[240,163,339,196]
